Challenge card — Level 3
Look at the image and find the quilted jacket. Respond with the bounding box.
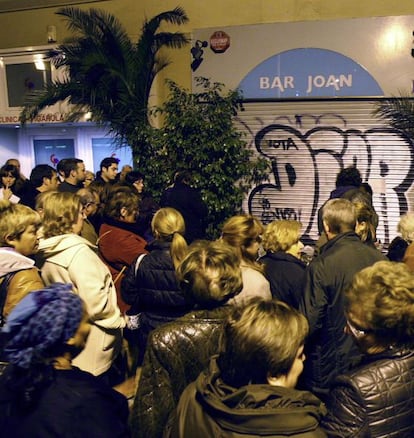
[129,306,232,438]
[121,239,192,364]
[322,349,414,437]
[299,232,385,395]
[0,247,44,319]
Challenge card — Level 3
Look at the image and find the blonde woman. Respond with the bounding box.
[220,214,271,305]
[259,220,306,309]
[121,207,191,365]
[36,192,125,382]
[0,200,44,321]
[322,261,414,437]
[388,212,414,262]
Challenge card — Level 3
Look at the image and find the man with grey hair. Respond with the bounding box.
[299,198,385,399]
[77,187,99,245]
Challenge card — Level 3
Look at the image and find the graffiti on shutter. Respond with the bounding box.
[235,100,414,247]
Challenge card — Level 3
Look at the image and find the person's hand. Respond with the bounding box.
[3,184,13,200]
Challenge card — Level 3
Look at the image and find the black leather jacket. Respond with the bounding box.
[130,306,232,438]
[322,349,414,437]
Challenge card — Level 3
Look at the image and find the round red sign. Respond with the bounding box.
[210,31,230,53]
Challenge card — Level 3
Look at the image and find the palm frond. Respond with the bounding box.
[144,7,188,29]
[374,94,414,136]
[20,82,83,123]
[20,6,189,145]
[154,32,190,50]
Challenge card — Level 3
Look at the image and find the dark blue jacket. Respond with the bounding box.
[121,240,191,363]
[260,251,306,308]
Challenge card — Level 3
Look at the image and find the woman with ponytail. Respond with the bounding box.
[322,260,414,437]
[121,208,192,365]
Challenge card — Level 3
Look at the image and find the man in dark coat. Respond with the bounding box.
[160,170,208,243]
[19,164,59,209]
[58,158,86,193]
[299,198,385,399]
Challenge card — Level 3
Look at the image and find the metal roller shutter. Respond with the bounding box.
[235,99,414,248]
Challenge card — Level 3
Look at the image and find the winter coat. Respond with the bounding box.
[160,182,208,243]
[322,349,414,438]
[299,232,385,395]
[403,241,414,272]
[0,247,44,319]
[37,233,125,376]
[0,365,130,437]
[227,264,271,306]
[121,240,192,363]
[130,306,233,438]
[165,356,327,438]
[98,217,147,312]
[260,251,306,308]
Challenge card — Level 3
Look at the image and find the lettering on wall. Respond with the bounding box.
[259,74,353,94]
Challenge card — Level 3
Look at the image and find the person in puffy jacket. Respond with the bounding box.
[322,260,414,437]
[165,298,327,438]
[121,207,191,366]
[0,200,44,323]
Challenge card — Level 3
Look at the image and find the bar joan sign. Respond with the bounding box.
[238,48,383,98]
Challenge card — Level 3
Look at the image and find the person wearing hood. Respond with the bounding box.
[165,298,327,438]
[0,200,44,324]
[35,192,125,382]
[317,166,362,236]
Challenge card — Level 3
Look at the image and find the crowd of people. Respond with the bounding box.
[0,158,414,437]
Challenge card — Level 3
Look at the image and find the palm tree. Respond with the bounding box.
[20,6,189,158]
[374,93,414,139]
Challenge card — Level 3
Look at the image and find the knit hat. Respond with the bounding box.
[2,283,82,368]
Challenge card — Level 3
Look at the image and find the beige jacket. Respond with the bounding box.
[37,234,125,376]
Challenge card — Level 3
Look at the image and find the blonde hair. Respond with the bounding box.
[346,260,414,348]
[262,220,302,252]
[176,240,243,308]
[398,213,414,243]
[0,200,40,246]
[221,214,264,272]
[354,202,377,243]
[34,190,57,216]
[219,298,308,386]
[151,207,187,269]
[41,192,82,238]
